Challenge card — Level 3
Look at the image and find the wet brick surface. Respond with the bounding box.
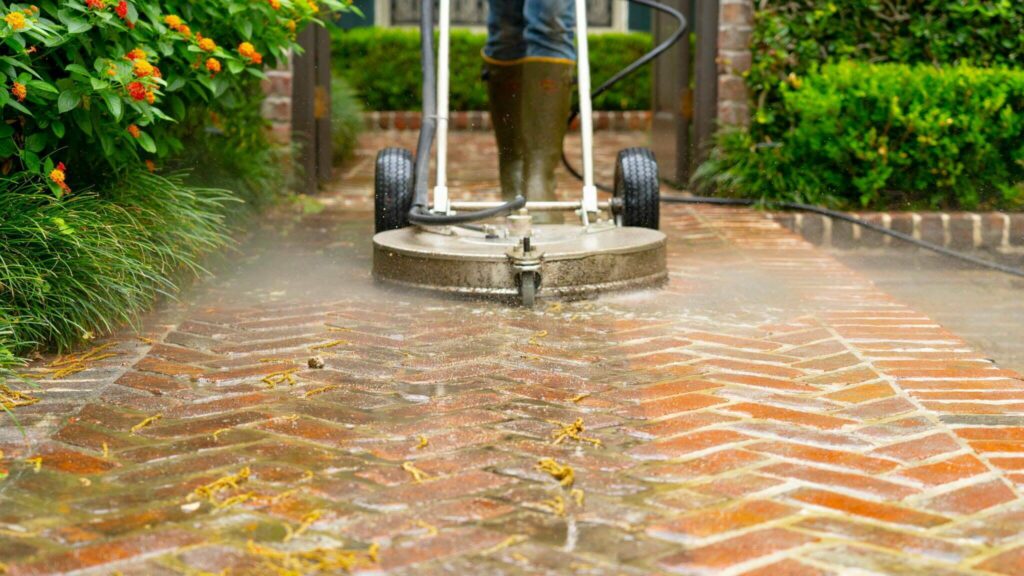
[2,132,1024,575]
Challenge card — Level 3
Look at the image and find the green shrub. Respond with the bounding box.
[331,27,652,111]
[331,75,364,165]
[749,0,1024,133]
[696,62,1024,210]
[0,170,234,357]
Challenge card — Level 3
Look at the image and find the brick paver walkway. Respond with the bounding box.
[2,132,1024,576]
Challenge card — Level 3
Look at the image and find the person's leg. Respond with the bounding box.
[523,0,575,61]
[484,0,526,61]
[484,0,527,201]
[516,0,576,221]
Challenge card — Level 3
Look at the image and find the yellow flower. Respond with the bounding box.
[163,14,182,28]
[268,0,281,9]
[198,37,216,52]
[132,59,155,77]
[5,11,26,30]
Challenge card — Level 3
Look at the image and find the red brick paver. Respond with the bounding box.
[2,132,1023,575]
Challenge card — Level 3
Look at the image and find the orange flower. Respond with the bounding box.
[11,81,26,102]
[163,14,182,28]
[127,124,140,138]
[5,11,26,30]
[286,19,296,32]
[238,42,262,64]
[145,160,156,172]
[127,81,147,101]
[198,37,216,52]
[268,0,281,8]
[145,90,155,104]
[178,24,191,38]
[85,0,104,9]
[205,57,221,74]
[132,59,154,77]
[50,162,71,194]
[125,48,146,61]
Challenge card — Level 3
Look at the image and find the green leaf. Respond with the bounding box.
[57,90,79,113]
[51,120,65,138]
[136,131,156,153]
[24,132,47,153]
[58,10,92,33]
[22,150,40,172]
[26,80,58,94]
[100,91,122,120]
[65,63,90,76]
[90,78,110,91]
[240,19,253,39]
[228,59,245,75]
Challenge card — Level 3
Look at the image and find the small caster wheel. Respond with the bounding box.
[613,147,660,230]
[518,271,538,307]
[374,147,414,233]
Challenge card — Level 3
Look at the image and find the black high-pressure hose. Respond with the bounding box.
[407,0,525,226]
[557,0,1024,279]
[660,195,1024,278]
[561,0,688,189]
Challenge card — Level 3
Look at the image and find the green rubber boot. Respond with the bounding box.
[484,60,525,202]
[486,57,574,223]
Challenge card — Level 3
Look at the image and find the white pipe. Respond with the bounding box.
[433,0,451,213]
[574,0,598,216]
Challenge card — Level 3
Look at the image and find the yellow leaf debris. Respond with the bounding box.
[262,369,299,388]
[416,435,429,449]
[527,330,548,346]
[415,520,438,537]
[25,457,41,472]
[0,383,39,410]
[480,534,528,555]
[303,384,338,398]
[102,442,109,458]
[211,428,230,441]
[246,540,376,574]
[31,343,118,380]
[284,510,323,542]
[401,461,431,483]
[549,418,602,447]
[310,339,347,351]
[130,413,163,434]
[540,494,566,516]
[79,477,92,487]
[570,393,590,404]
[570,488,585,506]
[537,458,574,487]
[192,466,251,506]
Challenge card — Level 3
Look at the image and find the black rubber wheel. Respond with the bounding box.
[613,147,660,230]
[374,147,414,233]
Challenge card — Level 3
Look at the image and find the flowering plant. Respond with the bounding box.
[0,0,357,197]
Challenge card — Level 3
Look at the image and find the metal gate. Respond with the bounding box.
[651,0,717,187]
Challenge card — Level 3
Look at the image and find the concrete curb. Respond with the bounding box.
[769,211,1024,253]
[362,110,653,132]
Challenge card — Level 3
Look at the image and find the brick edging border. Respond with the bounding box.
[769,211,1024,252]
[363,110,652,132]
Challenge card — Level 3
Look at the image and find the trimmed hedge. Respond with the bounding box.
[331,26,653,111]
[696,62,1024,210]
[749,0,1024,132]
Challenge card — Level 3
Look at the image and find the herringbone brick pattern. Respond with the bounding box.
[1,132,1023,575]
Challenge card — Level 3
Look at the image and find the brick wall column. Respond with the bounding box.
[262,55,293,143]
[718,0,753,126]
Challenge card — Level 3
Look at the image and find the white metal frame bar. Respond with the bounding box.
[574,0,598,219]
[433,0,452,213]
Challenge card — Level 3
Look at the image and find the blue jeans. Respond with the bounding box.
[484,0,576,61]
